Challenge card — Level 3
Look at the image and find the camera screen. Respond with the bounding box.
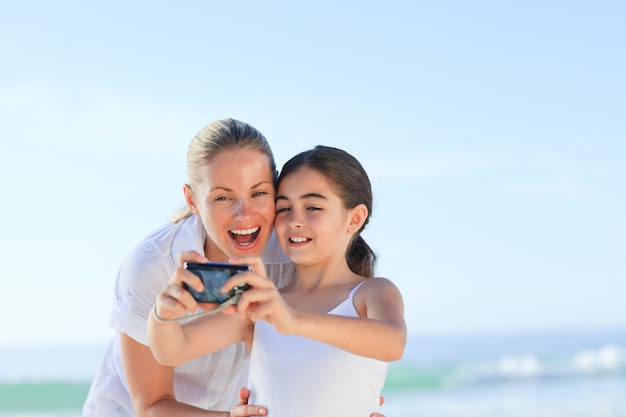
[183,263,249,304]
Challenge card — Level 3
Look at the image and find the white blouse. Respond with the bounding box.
[83,215,293,416]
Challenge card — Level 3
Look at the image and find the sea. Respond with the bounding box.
[1,328,625,417]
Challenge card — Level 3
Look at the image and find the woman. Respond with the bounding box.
[148,145,406,416]
[83,120,385,417]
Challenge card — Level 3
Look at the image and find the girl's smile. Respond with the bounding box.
[275,166,353,266]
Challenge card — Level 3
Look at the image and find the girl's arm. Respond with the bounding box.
[225,258,406,363]
[289,278,406,362]
[147,251,251,367]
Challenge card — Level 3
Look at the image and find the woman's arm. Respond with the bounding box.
[123,333,269,417]
[148,304,249,366]
[147,251,251,366]
[121,333,228,417]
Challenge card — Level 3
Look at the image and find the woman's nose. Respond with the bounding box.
[233,199,250,219]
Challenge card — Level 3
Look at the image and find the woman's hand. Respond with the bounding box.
[371,395,386,417]
[231,387,385,417]
[229,387,267,417]
[153,250,209,321]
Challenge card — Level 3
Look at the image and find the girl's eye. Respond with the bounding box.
[307,206,322,211]
[276,206,290,214]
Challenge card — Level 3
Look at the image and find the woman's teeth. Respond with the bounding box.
[230,227,260,235]
[229,227,260,246]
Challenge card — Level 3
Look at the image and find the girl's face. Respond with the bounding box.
[274,166,356,268]
[186,149,276,262]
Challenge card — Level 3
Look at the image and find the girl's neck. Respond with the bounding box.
[290,259,360,292]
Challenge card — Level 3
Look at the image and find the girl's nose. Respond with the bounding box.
[288,212,303,229]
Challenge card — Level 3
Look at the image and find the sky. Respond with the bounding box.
[0,1,624,347]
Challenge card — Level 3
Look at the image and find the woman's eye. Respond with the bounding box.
[252,191,269,198]
[214,196,230,202]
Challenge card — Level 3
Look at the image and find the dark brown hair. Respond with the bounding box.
[278,145,377,277]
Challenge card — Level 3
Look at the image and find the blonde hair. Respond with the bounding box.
[171,118,276,223]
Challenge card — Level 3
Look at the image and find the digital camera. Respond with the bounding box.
[183,262,251,304]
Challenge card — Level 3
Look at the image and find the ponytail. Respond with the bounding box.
[347,235,377,278]
[170,206,193,223]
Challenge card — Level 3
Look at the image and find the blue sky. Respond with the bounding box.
[1,1,624,347]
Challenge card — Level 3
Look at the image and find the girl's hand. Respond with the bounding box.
[153,250,208,321]
[226,256,297,334]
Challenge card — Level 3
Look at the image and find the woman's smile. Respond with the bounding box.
[229,226,261,247]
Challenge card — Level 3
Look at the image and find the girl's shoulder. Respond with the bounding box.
[351,277,404,319]
[361,276,399,290]
[355,277,403,302]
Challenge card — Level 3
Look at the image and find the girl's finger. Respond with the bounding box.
[235,288,277,319]
[229,256,267,278]
[220,271,273,296]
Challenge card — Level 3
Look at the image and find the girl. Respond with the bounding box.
[148,145,406,417]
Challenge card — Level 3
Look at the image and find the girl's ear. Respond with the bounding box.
[183,184,197,215]
[348,204,369,233]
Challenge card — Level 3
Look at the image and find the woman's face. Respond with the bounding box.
[187,149,276,262]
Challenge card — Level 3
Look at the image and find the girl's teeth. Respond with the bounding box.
[291,237,308,243]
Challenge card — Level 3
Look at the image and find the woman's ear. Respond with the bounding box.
[183,184,197,215]
[348,204,368,233]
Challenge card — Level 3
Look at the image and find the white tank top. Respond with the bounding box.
[247,281,388,417]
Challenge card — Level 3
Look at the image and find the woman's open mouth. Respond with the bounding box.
[229,226,260,247]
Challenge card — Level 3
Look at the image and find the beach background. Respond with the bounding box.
[1,1,625,416]
[2,329,626,416]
